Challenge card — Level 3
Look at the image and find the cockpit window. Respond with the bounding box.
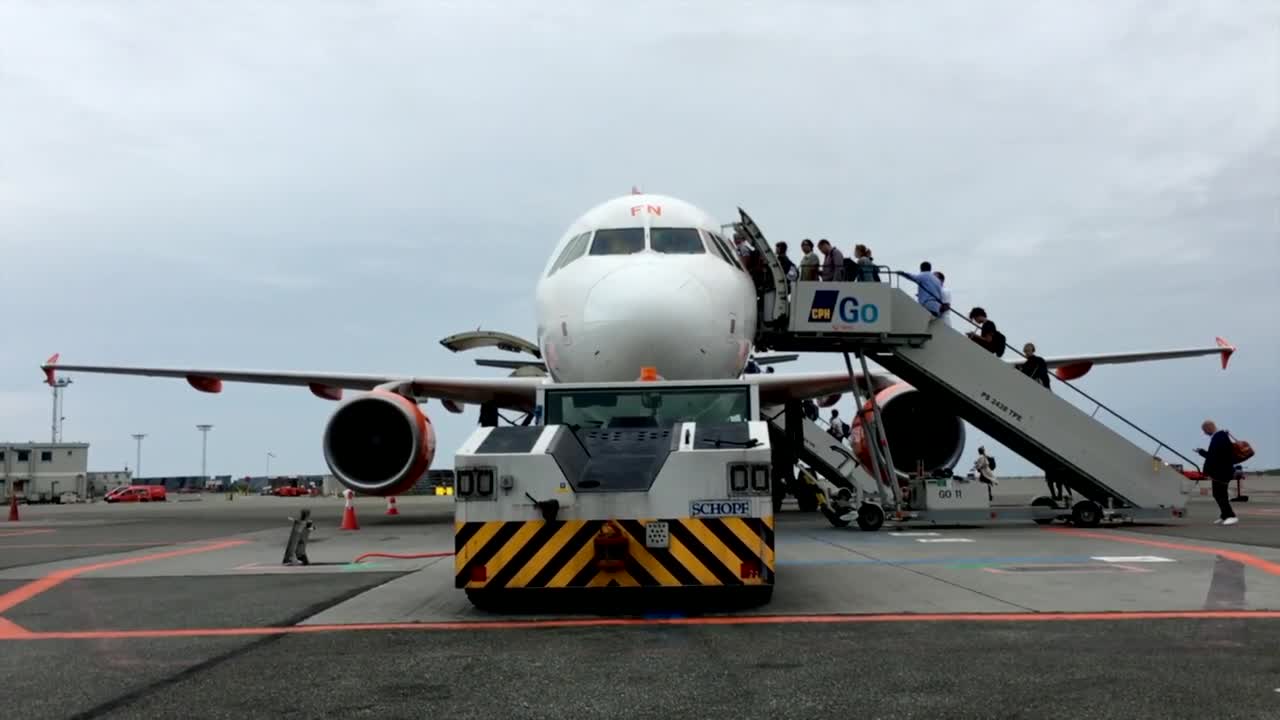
[649,227,706,254]
[588,228,645,255]
[548,232,592,276]
[705,231,743,270]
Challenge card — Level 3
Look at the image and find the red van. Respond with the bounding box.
[104,485,167,503]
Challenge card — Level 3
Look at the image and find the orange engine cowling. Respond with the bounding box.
[322,391,436,497]
[850,382,966,479]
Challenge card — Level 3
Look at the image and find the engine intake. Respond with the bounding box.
[853,383,965,477]
[322,391,435,496]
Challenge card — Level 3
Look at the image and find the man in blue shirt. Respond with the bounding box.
[900,262,946,318]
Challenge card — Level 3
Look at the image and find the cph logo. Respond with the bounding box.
[809,290,838,321]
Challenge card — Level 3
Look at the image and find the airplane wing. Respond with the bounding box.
[1036,337,1235,380]
[749,337,1236,404]
[749,370,899,407]
[40,335,1234,415]
[39,355,545,411]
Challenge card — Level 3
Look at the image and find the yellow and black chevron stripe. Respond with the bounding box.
[454,517,775,590]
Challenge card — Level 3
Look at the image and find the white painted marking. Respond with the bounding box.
[1090,556,1175,563]
[916,538,975,543]
[890,532,940,537]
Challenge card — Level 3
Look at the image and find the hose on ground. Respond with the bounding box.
[351,550,454,564]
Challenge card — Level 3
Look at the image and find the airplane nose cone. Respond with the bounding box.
[581,265,720,380]
[584,265,711,326]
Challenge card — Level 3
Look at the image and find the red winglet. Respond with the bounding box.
[42,353,60,386]
[1215,336,1236,370]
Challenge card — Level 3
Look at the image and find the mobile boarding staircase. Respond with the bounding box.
[762,402,884,526]
[731,209,1198,529]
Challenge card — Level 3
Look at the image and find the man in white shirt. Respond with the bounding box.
[798,239,820,281]
[934,271,953,327]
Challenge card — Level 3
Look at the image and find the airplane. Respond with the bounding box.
[38,192,1236,497]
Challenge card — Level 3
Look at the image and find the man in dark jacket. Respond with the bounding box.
[1196,420,1238,525]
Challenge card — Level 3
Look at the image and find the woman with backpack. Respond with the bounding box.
[973,447,999,502]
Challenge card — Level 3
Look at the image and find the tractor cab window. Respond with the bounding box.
[543,385,751,429]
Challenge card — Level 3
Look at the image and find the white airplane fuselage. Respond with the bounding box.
[534,194,759,383]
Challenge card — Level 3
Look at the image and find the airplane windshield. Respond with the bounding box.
[547,231,592,276]
[589,228,645,255]
[650,227,705,254]
[543,385,751,429]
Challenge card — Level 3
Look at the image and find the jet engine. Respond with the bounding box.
[850,383,965,478]
[322,391,436,496]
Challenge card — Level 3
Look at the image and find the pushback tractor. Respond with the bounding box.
[452,374,776,610]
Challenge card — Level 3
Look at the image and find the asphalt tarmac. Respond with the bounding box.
[2,493,1278,719]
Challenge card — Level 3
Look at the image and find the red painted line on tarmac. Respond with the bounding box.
[1048,527,1280,576]
[0,540,249,614]
[0,529,56,538]
[3,610,1280,641]
[0,617,31,639]
[0,543,172,549]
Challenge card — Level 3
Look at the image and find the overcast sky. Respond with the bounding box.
[2,0,1277,479]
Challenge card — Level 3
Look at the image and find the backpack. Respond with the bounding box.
[842,257,858,280]
[987,455,996,471]
[989,329,1007,357]
[1229,433,1255,464]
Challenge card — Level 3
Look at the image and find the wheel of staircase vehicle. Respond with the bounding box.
[820,504,851,528]
[1031,496,1058,525]
[856,503,885,532]
[1071,500,1103,528]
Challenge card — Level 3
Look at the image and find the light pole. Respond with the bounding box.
[196,425,213,481]
[50,377,72,443]
[131,434,146,479]
[266,451,276,478]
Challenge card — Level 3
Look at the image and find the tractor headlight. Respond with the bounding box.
[751,464,770,493]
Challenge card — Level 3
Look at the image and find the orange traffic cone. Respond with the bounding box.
[340,489,359,531]
[385,496,399,516]
[7,493,18,522]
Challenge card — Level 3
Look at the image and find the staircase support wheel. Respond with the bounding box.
[1031,496,1058,525]
[856,503,885,532]
[1071,500,1103,528]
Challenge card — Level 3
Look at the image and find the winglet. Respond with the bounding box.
[42,353,59,386]
[1215,337,1236,370]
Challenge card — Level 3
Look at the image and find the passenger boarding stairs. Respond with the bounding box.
[869,292,1191,516]
[752,277,1195,523]
[726,207,1196,525]
[761,404,882,511]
